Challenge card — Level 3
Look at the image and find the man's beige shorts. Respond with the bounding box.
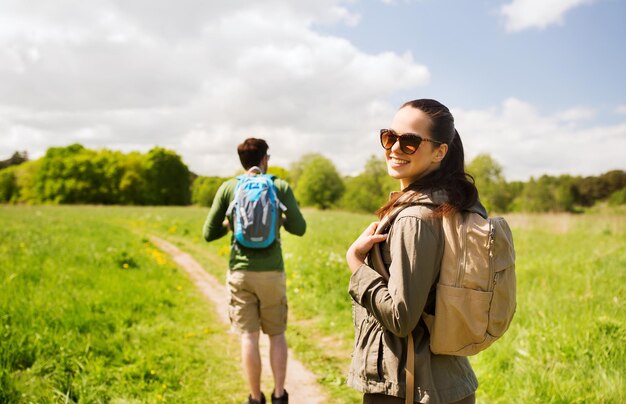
[227,270,287,335]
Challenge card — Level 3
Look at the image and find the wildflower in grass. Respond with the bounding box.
[153,250,167,265]
[176,285,183,291]
[146,248,167,265]
[168,225,177,234]
[123,263,129,269]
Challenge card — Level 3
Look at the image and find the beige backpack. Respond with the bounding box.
[370,193,516,403]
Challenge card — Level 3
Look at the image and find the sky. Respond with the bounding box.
[1,0,625,181]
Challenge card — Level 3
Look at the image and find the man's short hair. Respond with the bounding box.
[237,138,269,169]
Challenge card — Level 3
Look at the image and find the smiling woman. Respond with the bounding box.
[346,99,484,404]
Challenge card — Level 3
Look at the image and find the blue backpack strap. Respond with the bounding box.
[225,175,245,217]
[261,174,287,212]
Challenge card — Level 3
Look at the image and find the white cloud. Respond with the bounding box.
[0,0,429,176]
[500,0,595,32]
[453,98,626,180]
[2,2,620,184]
[615,105,626,115]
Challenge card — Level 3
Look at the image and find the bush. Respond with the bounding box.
[339,155,396,213]
[192,176,225,207]
[608,188,626,206]
[294,154,344,209]
[142,147,191,205]
[0,167,17,202]
[31,144,191,205]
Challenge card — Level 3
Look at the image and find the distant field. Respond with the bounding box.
[2,205,625,403]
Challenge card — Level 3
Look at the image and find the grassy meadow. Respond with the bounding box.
[0,206,245,403]
[1,204,625,403]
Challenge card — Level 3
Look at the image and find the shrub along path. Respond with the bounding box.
[150,235,328,403]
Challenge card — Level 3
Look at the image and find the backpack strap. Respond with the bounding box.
[369,191,435,404]
[369,191,431,280]
[406,335,414,404]
[225,176,245,217]
[261,173,288,212]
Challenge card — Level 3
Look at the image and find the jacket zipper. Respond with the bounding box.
[488,220,496,292]
[456,215,467,287]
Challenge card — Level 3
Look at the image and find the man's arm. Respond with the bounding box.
[203,181,231,242]
[278,181,306,236]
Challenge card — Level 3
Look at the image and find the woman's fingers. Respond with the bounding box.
[346,224,388,272]
[370,234,388,244]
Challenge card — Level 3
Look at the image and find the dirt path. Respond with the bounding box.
[150,236,328,403]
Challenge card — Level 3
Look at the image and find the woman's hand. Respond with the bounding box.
[346,222,388,273]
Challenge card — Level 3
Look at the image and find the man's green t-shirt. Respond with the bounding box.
[202,176,306,271]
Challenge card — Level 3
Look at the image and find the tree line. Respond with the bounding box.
[193,153,626,213]
[0,144,190,205]
[1,145,624,213]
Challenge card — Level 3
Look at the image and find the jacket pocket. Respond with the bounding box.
[364,326,382,381]
[351,312,383,380]
[380,330,402,384]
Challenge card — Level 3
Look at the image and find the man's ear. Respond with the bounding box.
[260,155,270,173]
[433,144,448,163]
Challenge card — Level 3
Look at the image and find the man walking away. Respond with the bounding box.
[203,138,306,404]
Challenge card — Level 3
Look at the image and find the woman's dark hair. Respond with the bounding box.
[237,138,269,170]
[377,99,478,218]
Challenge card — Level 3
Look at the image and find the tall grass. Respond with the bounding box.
[473,213,626,402]
[104,206,367,402]
[2,205,625,403]
[0,205,245,402]
[118,206,626,403]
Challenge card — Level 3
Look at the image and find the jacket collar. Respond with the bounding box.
[389,189,488,219]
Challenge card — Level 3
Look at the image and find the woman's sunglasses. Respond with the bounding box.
[380,129,443,155]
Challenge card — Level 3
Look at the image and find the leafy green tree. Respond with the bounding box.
[553,175,577,212]
[142,147,191,205]
[289,154,319,190]
[577,176,605,206]
[512,175,576,212]
[466,154,512,213]
[0,167,17,202]
[601,170,626,194]
[516,177,552,212]
[91,150,127,204]
[191,176,225,207]
[294,154,344,209]
[35,144,102,204]
[0,151,28,170]
[118,152,147,205]
[340,155,396,213]
[267,166,291,182]
[608,188,626,206]
[11,160,41,203]
[505,181,525,212]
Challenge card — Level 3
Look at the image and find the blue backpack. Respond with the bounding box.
[226,168,286,249]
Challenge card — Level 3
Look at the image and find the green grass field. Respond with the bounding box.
[2,205,625,403]
[0,206,245,403]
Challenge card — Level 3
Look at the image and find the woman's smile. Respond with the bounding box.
[389,156,410,166]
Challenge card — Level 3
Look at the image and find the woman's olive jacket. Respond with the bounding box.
[348,192,485,403]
